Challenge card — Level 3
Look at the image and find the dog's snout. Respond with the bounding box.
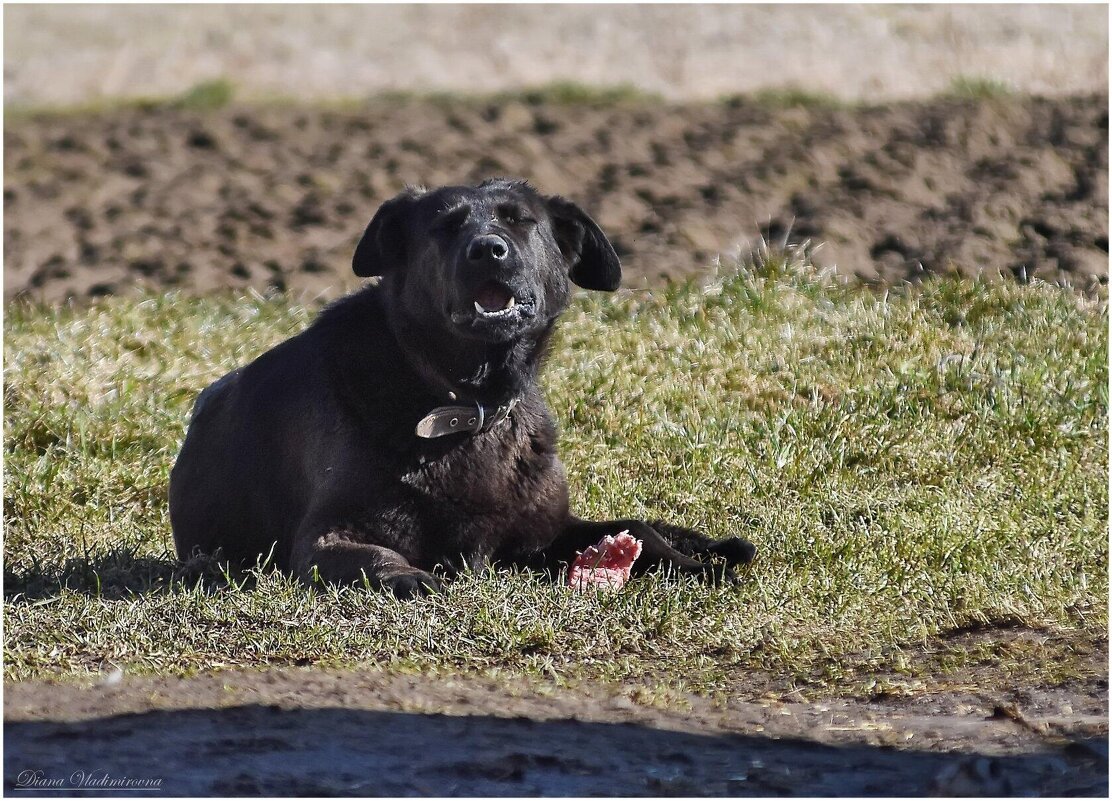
[466,234,509,263]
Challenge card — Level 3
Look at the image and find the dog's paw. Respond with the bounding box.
[706,563,743,587]
[381,570,441,599]
[676,560,741,587]
[708,537,757,566]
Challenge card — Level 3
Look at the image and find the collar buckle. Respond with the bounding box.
[470,401,485,434]
[414,398,518,439]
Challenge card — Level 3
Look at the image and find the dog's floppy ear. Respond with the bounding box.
[545,196,621,291]
[352,188,423,277]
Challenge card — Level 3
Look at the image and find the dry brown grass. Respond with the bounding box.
[5,5,1107,108]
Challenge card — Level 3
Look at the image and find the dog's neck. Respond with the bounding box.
[387,303,553,409]
[405,326,552,406]
[316,286,552,444]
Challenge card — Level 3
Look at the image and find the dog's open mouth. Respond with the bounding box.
[473,281,517,317]
[452,280,537,327]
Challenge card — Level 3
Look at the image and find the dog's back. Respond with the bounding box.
[170,329,330,568]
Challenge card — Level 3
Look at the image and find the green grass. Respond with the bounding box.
[4,253,1107,696]
[8,79,1050,122]
[4,78,238,120]
[169,78,236,110]
[725,86,846,109]
[508,81,658,106]
[5,80,659,120]
[947,75,1014,100]
[365,82,661,110]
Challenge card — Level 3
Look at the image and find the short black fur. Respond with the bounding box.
[170,180,756,598]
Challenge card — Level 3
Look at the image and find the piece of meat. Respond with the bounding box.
[568,530,643,591]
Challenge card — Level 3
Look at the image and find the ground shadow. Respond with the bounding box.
[2,547,713,603]
[4,705,1106,796]
[3,549,248,603]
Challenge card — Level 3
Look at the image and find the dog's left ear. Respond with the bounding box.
[545,196,621,291]
[353,188,424,277]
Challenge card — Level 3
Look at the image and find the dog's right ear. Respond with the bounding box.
[352,188,423,277]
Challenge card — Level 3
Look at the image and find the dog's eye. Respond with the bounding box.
[434,206,469,232]
[498,205,536,227]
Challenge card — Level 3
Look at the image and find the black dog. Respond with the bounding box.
[170,179,755,597]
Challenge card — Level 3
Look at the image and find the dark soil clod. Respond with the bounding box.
[3,95,1107,303]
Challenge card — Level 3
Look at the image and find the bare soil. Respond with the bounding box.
[4,94,1107,303]
[5,626,1108,797]
[5,657,1107,797]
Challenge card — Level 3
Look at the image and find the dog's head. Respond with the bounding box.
[352,179,620,343]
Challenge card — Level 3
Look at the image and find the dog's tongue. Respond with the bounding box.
[475,281,514,312]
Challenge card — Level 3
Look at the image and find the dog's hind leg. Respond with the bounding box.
[292,531,441,599]
[539,517,752,584]
[646,520,757,567]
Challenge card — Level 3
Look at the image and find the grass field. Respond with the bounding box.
[4,251,1107,697]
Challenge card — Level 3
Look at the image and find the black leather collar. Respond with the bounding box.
[415,398,518,439]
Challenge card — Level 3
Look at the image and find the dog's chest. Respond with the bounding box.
[404,433,551,512]
[398,426,565,554]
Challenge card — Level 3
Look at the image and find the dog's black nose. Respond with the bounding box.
[467,234,509,263]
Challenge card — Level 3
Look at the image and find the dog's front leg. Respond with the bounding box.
[292,531,440,599]
[546,517,744,584]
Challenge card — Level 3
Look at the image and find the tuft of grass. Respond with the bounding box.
[946,75,1014,99]
[170,78,236,110]
[4,258,1107,694]
[5,81,655,120]
[509,81,659,106]
[732,86,846,110]
[4,78,237,120]
[374,82,661,109]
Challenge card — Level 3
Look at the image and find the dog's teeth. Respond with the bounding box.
[474,296,520,317]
